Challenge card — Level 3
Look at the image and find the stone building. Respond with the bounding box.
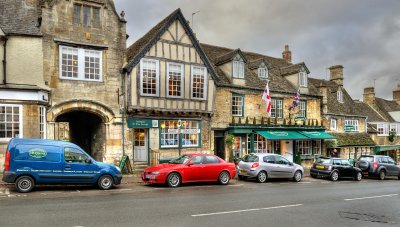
[123,9,217,165]
[0,0,50,168]
[0,0,127,165]
[358,86,400,162]
[308,66,375,161]
[200,44,334,167]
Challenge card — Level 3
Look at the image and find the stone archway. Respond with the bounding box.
[47,100,115,161]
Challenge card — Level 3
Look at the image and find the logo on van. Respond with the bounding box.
[29,149,47,159]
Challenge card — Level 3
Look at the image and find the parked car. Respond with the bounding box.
[310,157,362,181]
[237,153,304,183]
[2,138,122,193]
[355,155,400,180]
[142,154,236,187]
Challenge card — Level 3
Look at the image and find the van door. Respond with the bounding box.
[62,147,99,183]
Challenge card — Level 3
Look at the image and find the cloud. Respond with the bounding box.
[114,0,400,100]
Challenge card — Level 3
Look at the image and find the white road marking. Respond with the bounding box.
[227,184,243,187]
[112,189,133,191]
[344,194,398,201]
[298,182,311,184]
[191,204,303,217]
[5,188,10,195]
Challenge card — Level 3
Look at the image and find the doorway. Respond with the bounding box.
[214,130,225,160]
[282,140,293,162]
[134,129,148,162]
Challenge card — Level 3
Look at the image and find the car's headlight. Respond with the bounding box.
[149,172,160,175]
[116,166,121,172]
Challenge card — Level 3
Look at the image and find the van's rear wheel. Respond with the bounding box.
[15,176,35,193]
[98,175,114,190]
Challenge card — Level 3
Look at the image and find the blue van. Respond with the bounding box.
[2,138,122,193]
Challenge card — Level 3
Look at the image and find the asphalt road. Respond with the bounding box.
[0,177,400,227]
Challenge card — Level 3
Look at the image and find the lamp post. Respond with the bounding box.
[191,11,200,31]
[178,119,182,156]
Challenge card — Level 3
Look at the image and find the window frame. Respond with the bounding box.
[73,4,101,28]
[190,65,207,100]
[345,119,359,132]
[296,140,312,156]
[39,106,46,139]
[59,45,103,82]
[166,62,184,98]
[140,58,160,97]
[0,104,23,141]
[271,98,283,118]
[313,140,322,155]
[159,120,201,149]
[299,100,307,118]
[299,69,308,87]
[337,90,343,103]
[330,118,337,131]
[258,67,268,79]
[233,60,245,79]
[232,94,244,117]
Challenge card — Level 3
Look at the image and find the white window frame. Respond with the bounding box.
[271,99,283,118]
[140,58,160,97]
[299,101,306,118]
[313,140,322,155]
[330,118,337,131]
[232,95,244,117]
[258,67,268,79]
[377,123,389,136]
[345,119,359,132]
[190,65,207,100]
[166,62,184,98]
[296,140,312,155]
[233,60,245,79]
[299,69,308,87]
[389,123,398,135]
[59,45,103,82]
[159,120,200,148]
[39,106,46,139]
[337,90,343,103]
[181,121,200,148]
[0,104,23,141]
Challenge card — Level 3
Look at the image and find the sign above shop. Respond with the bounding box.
[127,118,158,128]
[168,129,201,134]
[344,125,355,132]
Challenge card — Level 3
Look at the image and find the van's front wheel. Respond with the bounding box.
[98,175,114,190]
[15,176,35,193]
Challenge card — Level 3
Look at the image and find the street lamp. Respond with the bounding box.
[191,11,200,31]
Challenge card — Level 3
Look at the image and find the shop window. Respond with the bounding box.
[313,140,321,155]
[296,140,312,156]
[0,105,22,140]
[160,120,200,148]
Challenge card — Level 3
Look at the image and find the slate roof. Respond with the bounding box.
[214,49,247,65]
[331,133,376,146]
[374,98,400,122]
[353,100,386,122]
[308,78,365,117]
[280,62,310,76]
[0,0,42,36]
[247,58,269,70]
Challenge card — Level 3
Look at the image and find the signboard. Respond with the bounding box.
[128,118,158,128]
[344,125,355,132]
[119,155,133,174]
[167,129,201,134]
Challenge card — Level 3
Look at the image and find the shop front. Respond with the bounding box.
[375,145,400,163]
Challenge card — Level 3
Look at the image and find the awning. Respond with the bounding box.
[299,131,335,139]
[375,145,400,153]
[257,130,308,140]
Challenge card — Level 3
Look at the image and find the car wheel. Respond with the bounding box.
[293,170,302,182]
[330,171,339,181]
[257,171,268,183]
[355,172,362,181]
[166,172,181,187]
[15,176,35,193]
[379,170,386,180]
[98,175,114,190]
[218,171,230,185]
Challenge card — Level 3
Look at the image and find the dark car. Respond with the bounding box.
[355,155,400,180]
[310,157,362,181]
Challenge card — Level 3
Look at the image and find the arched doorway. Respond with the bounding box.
[55,111,105,161]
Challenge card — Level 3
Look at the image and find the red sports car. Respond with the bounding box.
[142,154,236,187]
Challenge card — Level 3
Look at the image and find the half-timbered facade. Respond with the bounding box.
[124,9,217,165]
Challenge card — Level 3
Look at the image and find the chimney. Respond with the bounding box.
[393,83,400,104]
[282,45,291,63]
[363,87,375,105]
[329,65,344,86]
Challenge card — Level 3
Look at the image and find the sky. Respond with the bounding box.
[114,0,400,100]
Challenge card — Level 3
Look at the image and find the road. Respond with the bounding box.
[0,177,399,227]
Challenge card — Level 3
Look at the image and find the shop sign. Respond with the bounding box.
[168,129,201,134]
[344,125,355,132]
[128,118,158,128]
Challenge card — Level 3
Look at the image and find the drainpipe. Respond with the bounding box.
[2,35,7,84]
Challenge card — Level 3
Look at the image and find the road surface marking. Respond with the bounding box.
[227,184,243,187]
[112,189,132,191]
[191,204,303,217]
[298,182,311,184]
[344,194,398,201]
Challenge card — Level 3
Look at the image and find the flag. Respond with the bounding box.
[262,83,272,116]
[289,88,301,111]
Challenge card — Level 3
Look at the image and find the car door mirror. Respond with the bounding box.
[187,161,194,166]
[289,162,294,166]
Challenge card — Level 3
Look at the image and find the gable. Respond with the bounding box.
[160,20,192,45]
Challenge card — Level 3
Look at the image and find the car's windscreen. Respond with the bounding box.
[315,158,331,164]
[169,155,190,164]
[242,155,259,162]
[359,156,373,162]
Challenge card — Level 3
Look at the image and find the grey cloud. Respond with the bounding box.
[115,0,400,100]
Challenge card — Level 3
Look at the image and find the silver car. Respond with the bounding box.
[237,153,304,183]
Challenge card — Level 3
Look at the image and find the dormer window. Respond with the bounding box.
[233,55,245,78]
[337,90,343,103]
[299,68,307,87]
[258,63,268,79]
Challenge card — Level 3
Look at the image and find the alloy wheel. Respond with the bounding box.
[331,171,339,181]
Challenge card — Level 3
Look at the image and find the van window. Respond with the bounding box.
[14,145,61,162]
[64,147,90,163]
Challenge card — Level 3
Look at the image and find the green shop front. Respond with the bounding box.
[128,118,203,165]
[227,125,335,167]
[374,145,400,163]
